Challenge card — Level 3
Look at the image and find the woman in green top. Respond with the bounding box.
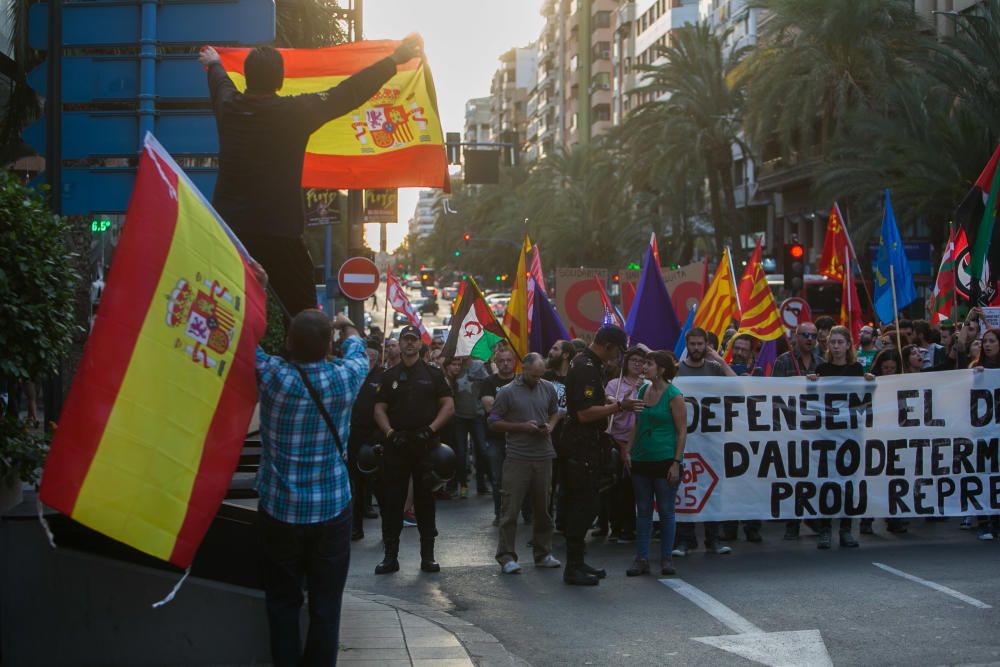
[622,350,687,576]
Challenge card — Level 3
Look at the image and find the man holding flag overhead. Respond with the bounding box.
[199,35,424,317]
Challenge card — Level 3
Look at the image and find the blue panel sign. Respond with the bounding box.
[27,55,208,102]
[60,167,218,215]
[25,111,217,158]
[30,0,275,49]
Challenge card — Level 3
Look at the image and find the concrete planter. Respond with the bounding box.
[0,472,24,514]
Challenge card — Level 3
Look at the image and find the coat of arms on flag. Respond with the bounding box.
[167,277,241,373]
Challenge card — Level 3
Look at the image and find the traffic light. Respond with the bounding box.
[784,243,805,292]
[454,250,461,257]
[420,268,436,287]
[463,233,471,242]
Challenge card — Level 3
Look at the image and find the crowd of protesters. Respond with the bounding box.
[346,302,1000,586]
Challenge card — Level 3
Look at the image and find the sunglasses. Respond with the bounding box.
[798,332,817,339]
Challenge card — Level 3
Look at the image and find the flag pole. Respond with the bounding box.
[381,282,390,361]
[890,264,904,368]
[844,245,852,340]
[726,246,742,315]
[839,203,876,319]
[951,222,959,325]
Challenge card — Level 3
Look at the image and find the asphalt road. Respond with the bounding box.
[346,492,1000,666]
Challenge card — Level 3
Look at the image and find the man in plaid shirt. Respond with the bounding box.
[253,269,367,667]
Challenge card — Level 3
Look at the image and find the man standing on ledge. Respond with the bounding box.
[199,35,423,317]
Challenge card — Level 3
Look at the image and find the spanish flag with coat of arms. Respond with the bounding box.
[40,134,267,568]
[217,40,449,190]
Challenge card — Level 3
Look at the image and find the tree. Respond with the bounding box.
[625,21,747,256]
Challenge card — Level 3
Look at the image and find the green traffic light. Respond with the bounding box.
[454,250,460,257]
[495,275,501,281]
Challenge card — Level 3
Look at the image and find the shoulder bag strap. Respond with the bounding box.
[292,364,347,461]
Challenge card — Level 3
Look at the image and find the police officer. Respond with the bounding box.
[373,325,455,574]
[560,325,643,586]
[348,340,385,541]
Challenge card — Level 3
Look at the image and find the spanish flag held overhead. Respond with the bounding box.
[217,41,449,190]
[40,134,267,568]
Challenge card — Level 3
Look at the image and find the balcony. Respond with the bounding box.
[616,1,636,27]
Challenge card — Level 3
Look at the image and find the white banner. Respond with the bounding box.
[669,369,1000,521]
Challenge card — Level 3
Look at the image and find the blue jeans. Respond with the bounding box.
[260,505,352,667]
[453,416,485,487]
[632,473,677,561]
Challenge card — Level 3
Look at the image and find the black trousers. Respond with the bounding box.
[239,233,317,321]
[563,458,601,566]
[675,521,720,549]
[610,441,635,535]
[260,506,351,667]
[380,444,438,546]
[347,432,378,534]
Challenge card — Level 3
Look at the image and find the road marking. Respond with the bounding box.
[872,562,992,609]
[660,578,760,634]
[660,578,833,666]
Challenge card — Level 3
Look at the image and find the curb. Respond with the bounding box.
[346,589,531,667]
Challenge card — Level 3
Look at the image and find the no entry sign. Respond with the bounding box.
[780,297,812,330]
[338,257,380,301]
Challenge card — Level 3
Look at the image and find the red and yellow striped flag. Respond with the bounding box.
[694,249,739,341]
[40,135,267,568]
[735,238,784,341]
[217,41,448,190]
[502,233,531,357]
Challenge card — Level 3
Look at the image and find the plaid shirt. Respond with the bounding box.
[255,336,368,524]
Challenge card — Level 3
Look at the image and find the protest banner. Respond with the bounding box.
[556,267,607,341]
[670,370,1000,521]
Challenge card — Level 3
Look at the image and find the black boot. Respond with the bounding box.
[420,539,440,573]
[564,564,599,586]
[580,562,607,579]
[375,540,400,575]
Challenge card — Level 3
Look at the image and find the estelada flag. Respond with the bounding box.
[217,41,449,191]
[40,134,267,568]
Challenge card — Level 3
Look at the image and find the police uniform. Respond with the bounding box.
[348,364,383,539]
[374,343,453,572]
[561,347,614,583]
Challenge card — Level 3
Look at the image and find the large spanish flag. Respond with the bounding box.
[40,134,267,568]
[217,40,449,190]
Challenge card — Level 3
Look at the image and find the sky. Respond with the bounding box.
[362,0,545,252]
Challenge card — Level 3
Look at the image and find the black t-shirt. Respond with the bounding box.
[350,367,384,435]
[207,57,396,238]
[480,373,514,442]
[375,359,452,431]
[566,348,607,428]
[815,361,864,377]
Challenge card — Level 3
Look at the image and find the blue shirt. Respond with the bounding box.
[255,336,368,524]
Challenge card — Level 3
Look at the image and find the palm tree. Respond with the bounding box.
[624,21,747,257]
[740,0,928,158]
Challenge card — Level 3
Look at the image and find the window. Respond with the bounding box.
[594,10,611,28]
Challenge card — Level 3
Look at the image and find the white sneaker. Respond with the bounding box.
[711,545,733,555]
[671,546,688,557]
[501,560,522,574]
[535,554,562,568]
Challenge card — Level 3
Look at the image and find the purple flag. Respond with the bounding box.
[756,338,780,376]
[625,240,682,350]
[528,280,570,354]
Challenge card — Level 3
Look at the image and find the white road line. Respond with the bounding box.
[660,578,762,634]
[872,562,992,609]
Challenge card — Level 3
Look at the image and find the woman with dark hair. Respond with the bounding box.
[869,348,902,377]
[971,328,1000,370]
[971,328,1000,540]
[900,344,925,374]
[808,326,874,549]
[623,350,686,577]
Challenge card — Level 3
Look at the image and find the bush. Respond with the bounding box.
[0,169,81,483]
[0,170,81,380]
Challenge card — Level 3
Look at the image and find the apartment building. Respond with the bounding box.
[409,189,442,240]
[490,45,538,159]
[464,97,492,146]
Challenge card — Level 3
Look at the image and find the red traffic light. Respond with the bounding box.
[463,233,471,242]
[789,244,804,259]
[612,274,620,282]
